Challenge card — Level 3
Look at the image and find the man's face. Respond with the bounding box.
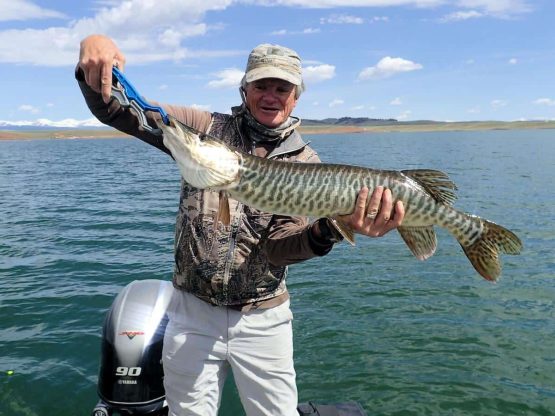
[244,78,298,128]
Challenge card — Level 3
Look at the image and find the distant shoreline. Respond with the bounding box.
[2,120,555,141]
[299,120,555,134]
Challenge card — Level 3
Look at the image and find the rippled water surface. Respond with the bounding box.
[1,130,554,415]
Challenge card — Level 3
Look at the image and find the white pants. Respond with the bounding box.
[162,289,297,416]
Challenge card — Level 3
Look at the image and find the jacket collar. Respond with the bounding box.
[266,129,310,159]
[231,105,310,159]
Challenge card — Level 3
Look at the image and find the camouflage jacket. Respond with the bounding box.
[172,112,323,306]
[77,70,333,307]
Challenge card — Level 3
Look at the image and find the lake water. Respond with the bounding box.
[1,129,554,415]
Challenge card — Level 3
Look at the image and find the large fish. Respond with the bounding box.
[158,118,522,282]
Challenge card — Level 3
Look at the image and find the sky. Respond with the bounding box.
[1,0,555,127]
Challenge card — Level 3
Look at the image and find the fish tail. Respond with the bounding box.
[459,219,522,282]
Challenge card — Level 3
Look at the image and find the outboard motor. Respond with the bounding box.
[93,279,367,416]
[92,279,173,416]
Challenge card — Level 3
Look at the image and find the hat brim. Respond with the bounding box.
[245,66,302,86]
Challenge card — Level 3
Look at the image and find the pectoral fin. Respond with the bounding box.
[215,191,231,227]
[398,226,437,260]
[330,217,356,246]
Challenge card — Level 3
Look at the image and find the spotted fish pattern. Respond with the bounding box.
[160,118,522,282]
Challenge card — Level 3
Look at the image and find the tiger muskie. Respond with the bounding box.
[158,118,522,282]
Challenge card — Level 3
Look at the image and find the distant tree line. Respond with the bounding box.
[302,117,400,126]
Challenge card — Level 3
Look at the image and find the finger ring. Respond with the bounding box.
[367,210,377,220]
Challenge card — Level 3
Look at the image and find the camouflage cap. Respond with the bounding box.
[245,43,303,86]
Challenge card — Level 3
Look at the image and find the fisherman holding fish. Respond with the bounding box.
[76,34,404,416]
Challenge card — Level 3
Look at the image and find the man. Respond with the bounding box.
[77,34,404,416]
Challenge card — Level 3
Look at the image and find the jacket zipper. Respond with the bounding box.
[221,203,241,303]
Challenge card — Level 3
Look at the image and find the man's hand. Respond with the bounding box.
[78,34,126,103]
[340,186,404,237]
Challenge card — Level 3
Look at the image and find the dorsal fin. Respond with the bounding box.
[401,169,458,205]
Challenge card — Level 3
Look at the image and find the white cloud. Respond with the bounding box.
[18,104,40,114]
[0,0,234,66]
[358,56,423,80]
[245,0,531,17]
[456,0,532,17]
[303,59,325,66]
[467,106,481,114]
[440,10,483,21]
[245,0,444,8]
[159,84,168,90]
[303,64,336,83]
[207,68,244,89]
[329,99,344,108]
[0,0,66,21]
[491,99,507,108]
[36,118,105,127]
[437,0,533,20]
[396,110,412,120]
[0,0,532,67]
[320,14,364,24]
[390,97,403,105]
[0,117,104,128]
[271,28,320,35]
[157,28,189,49]
[508,58,518,64]
[534,98,555,106]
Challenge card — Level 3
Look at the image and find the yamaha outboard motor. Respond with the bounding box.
[92,279,173,416]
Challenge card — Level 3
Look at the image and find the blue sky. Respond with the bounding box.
[1,0,554,127]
